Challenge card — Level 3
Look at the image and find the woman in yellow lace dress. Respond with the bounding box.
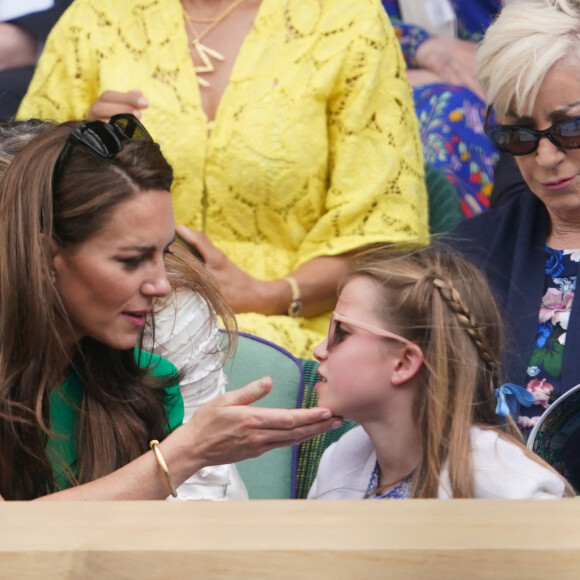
[18,0,428,357]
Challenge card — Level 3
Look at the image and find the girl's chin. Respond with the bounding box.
[317,398,333,412]
[317,391,350,419]
[317,397,341,417]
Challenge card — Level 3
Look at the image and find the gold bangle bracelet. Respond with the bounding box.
[149,439,178,498]
[284,276,302,318]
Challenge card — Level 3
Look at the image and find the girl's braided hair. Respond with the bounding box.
[342,244,513,498]
[432,275,499,378]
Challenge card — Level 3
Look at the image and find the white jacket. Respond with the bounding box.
[308,425,565,500]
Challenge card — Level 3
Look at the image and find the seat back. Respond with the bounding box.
[425,162,462,235]
[223,332,303,499]
[223,334,359,499]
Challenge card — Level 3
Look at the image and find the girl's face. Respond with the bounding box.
[313,276,398,422]
[51,189,175,351]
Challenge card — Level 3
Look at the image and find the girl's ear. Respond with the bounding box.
[391,344,423,386]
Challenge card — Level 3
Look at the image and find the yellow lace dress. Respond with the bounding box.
[18,0,428,357]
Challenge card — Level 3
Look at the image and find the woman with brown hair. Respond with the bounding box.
[0,118,247,499]
[0,114,338,500]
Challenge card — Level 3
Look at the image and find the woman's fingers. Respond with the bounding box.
[174,226,267,313]
[88,90,149,121]
[206,409,340,461]
[175,226,216,263]
[184,378,341,465]
[215,377,336,429]
[219,376,274,406]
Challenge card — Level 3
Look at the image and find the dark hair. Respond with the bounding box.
[0,122,178,499]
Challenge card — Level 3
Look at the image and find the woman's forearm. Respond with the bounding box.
[260,252,360,318]
[9,378,339,501]
[34,428,205,501]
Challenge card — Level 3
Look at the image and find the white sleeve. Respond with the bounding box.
[439,427,567,499]
[145,290,248,501]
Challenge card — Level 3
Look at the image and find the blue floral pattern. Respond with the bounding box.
[380,1,502,216]
[414,85,497,216]
[519,246,578,435]
[366,463,412,499]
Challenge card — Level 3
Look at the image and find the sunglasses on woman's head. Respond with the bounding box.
[53,113,152,183]
[484,106,580,156]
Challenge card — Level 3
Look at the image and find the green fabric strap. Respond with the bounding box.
[425,162,462,235]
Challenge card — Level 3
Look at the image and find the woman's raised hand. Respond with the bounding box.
[175,226,284,314]
[181,377,341,468]
[88,90,149,122]
[26,377,339,501]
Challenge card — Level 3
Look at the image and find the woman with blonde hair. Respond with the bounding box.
[447,0,580,440]
[308,245,572,499]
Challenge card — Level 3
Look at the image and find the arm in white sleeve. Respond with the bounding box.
[146,290,248,500]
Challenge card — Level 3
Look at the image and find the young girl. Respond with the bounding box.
[308,245,574,499]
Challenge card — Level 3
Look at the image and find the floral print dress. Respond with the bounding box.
[518,246,578,436]
[366,463,412,499]
[381,0,502,217]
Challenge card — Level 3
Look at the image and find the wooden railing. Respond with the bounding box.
[0,499,579,579]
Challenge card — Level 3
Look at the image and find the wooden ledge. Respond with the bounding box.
[0,499,579,579]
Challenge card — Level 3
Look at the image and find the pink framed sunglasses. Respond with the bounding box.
[328,312,420,353]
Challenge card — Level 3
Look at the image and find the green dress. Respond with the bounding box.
[45,349,184,490]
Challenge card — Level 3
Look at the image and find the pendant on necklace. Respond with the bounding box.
[192,39,225,88]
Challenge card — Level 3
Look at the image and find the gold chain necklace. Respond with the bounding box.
[183,0,247,88]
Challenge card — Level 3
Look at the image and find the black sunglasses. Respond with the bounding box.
[484,106,580,156]
[53,113,152,183]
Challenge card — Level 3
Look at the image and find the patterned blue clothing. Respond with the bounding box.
[382,0,502,48]
[414,84,497,217]
[366,463,412,499]
[519,246,578,436]
[380,0,503,216]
